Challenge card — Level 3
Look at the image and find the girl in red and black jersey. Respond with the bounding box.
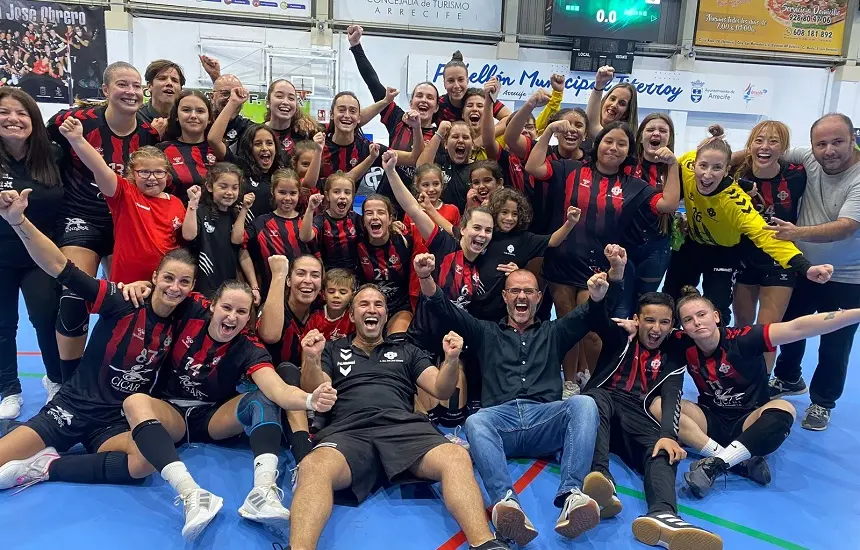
[615,113,678,318]
[181,163,259,301]
[507,105,589,234]
[358,194,416,334]
[300,172,363,271]
[321,91,422,200]
[654,287,860,500]
[49,62,161,378]
[157,90,215,204]
[120,280,337,541]
[249,169,314,299]
[208,87,286,221]
[526,120,680,391]
[264,79,319,157]
[731,121,806,372]
[417,120,475,212]
[433,50,511,126]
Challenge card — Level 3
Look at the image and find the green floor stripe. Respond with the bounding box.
[21,372,43,379]
[535,462,808,550]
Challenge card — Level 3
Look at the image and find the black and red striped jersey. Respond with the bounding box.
[189,205,241,297]
[623,159,671,247]
[425,225,485,310]
[248,212,313,296]
[48,106,160,222]
[312,211,363,271]
[495,148,527,195]
[270,126,312,158]
[521,138,569,234]
[669,325,774,412]
[357,233,414,312]
[605,341,668,399]
[379,103,436,188]
[434,94,504,125]
[165,298,273,404]
[304,308,355,342]
[261,301,321,366]
[539,160,658,284]
[320,135,390,198]
[736,161,806,224]
[53,261,177,424]
[157,140,217,203]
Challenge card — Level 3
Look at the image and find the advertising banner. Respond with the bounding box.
[407,55,774,115]
[1,1,107,103]
[334,0,503,33]
[131,0,310,19]
[694,0,847,56]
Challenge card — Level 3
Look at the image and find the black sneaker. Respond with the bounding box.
[801,404,830,431]
[729,456,771,486]
[632,512,723,550]
[470,538,512,550]
[684,457,728,499]
[768,376,807,400]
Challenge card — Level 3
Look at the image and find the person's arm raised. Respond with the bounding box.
[418,121,449,167]
[58,117,118,198]
[525,120,567,180]
[182,186,201,242]
[299,329,332,392]
[416,332,464,400]
[385,151,436,240]
[257,255,289,344]
[585,65,614,139]
[299,193,323,243]
[208,87,247,161]
[548,206,581,247]
[504,89,550,160]
[768,308,860,347]
[652,148,681,214]
[0,190,68,277]
[482,78,501,160]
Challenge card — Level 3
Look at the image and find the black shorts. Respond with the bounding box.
[24,396,128,453]
[55,213,114,257]
[737,244,795,288]
[407,294,446,356]
[313,409,449,503]
[700,405,755,446]
[166,401,242,445]
[543,245,607,289]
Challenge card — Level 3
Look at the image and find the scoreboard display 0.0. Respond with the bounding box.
[545,0,662,42]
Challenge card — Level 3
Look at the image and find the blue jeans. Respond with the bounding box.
[464,396,598,507]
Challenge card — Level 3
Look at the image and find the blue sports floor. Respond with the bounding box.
[1,298,857,550]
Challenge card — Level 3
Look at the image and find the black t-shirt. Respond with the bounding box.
[190,205,241,296]
[224,148,273,221]
[55,261,179,423]
[225,115,254,149]
[136,102,161,125]
[165,298,273,404]
[49,106,160,223]
[356,233,414,312]
[435,149,472,212]
[321,335,433,425]
[157,140,217,204]
[0,155,64,268]
[669,325,774,413]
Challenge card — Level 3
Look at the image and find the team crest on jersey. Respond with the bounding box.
[48,405,74,427]
[389,255,400,266]
[207,153,217,165]
[204,221,216,233]
[360,256,371,266]
[777,190,790,201]
[348,226,356,236]
[172,156,184,166]
[64,217,89,232]
[707,208,717,218]
[350,157,358,167]
[183,335,194,348]
[172,217,182,230]
[134,328,145,340]
[719,363,731,374]
[504,244,515,256]
[651,358,661,373]
[283,138,293,150]
[227,129,238,140]
[610,185,622,197]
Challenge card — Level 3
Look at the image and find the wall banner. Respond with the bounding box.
[407,55,774,115]
[694,0,847,56]
[334,0,503,33]
[130,0,310,19]
[1,1,107,104]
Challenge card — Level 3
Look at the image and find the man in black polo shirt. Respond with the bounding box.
[416,247,624,546]
[291,284,510,550]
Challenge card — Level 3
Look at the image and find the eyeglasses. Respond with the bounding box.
[523,124,537,131]
[504,287,539,296]
[134,169,168,179]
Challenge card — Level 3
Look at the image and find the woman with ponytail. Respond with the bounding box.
[434,51,512,125]
[263,78,319,157]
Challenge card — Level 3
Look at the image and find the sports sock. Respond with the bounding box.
[735,409,793,457]
[249,423,282,458]
[289,430,314,463]
[131,419,180,471]
[161,461,199,498]
[714,441,751,468]
[253,453,279,488]
[48,452,144,485]
[60,358,81,382]
[698,438,724,458]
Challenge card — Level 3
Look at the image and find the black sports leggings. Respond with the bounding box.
[663,239,739,326]
[0,265,62,397]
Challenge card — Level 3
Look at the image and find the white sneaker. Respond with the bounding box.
[491,490,538,546]
[42,376,61,403]
[0,447,59,490]
[555,488,600,539]
[176,488,223,541]
[562,381,580,400]
[0,394,23,420]
[239,485,291,532]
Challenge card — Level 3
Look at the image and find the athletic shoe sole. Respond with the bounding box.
[769,386,808,400]
[632,516,723,550]
[554,498,600,540]
[182,495,224,542]
[493,503,538,546]
[238,507,291,538]
[801,420,828,431]
[583,471,623,519]
[683,470,710,499]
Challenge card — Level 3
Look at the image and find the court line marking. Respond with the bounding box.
[436,459,549,550]
[535,461,809,550]
[17,352,41,356]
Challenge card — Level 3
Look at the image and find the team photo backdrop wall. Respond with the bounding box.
[0,0,107,103]
[334,0,503,32]
[129,0,311,18]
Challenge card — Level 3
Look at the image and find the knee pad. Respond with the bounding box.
[236,390,283,435]
[56,290,89,337]
[276,361,301,387]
